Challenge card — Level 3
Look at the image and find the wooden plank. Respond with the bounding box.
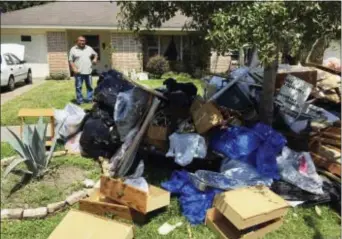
[310,152,341,177]
[79,190,145,223]
[18,108,54,117]
[100,176,148,214]
[100,176,170,214]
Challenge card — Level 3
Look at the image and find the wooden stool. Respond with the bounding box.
[18,108,55,146]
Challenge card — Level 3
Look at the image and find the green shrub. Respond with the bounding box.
[192,68,205,79]
[146,55,170,78]
[161,71,177,79]
[45,72,70,80]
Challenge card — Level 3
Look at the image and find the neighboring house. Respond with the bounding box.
[1,1,231,78]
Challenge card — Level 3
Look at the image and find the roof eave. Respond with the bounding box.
[1,25,196,31]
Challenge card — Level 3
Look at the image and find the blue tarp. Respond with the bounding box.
[210,123,286,179]
[161,170,222,225]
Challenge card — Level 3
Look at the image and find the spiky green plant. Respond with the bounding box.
[3,117,62,179]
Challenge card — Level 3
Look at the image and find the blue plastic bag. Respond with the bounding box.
[210,123,286,179]
[161,170,221,225]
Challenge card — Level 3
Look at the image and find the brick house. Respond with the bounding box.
[1,1,231,78]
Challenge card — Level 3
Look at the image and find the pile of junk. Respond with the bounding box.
[53,63,341,238]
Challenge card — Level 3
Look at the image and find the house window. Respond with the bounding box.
[84,35,100,60]
[146,35,159,58]
[21,35,31,42]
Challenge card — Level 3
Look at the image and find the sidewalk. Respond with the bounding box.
[1,78,46,105]
[1,124,52,142]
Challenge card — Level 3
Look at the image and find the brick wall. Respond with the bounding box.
[111,33,143,72]
[210,51,231,73]
[47,32,70,75]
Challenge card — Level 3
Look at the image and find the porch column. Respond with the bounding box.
[180,35,183,61]
[47,32,70,76]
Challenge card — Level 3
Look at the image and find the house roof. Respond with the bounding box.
[1,1,190,30]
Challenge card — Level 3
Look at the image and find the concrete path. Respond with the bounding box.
[1,78,46,105]
[1,124,52,142]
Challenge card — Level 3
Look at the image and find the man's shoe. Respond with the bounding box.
[76,101,83,105]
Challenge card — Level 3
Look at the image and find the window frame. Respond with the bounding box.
[3,54,14,65]
[9,54,21,64]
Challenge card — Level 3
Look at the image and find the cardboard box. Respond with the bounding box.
[48,209,134,239]
[190,98,223,134]
[205,208,283,239]
[145,125,168,151]
[213,186,289,230]
[79,189,145,223]
[100,176,170,214]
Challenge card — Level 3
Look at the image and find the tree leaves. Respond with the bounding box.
[118,2,340,65]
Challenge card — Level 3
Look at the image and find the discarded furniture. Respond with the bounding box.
[79,189,145,223]
[18,108,55,146]
[100,176,170,214]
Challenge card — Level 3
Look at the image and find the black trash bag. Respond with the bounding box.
[94,69,133,109]
[271,179,340,207]
[114,87,150,141]
[80,117,119,159]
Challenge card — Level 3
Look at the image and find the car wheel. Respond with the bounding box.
[25,71,32,84]
[7,76,15,91]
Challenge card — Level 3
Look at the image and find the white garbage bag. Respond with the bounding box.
[166,133,207,166]
[65,131,82,154]
[124,177,149,193]
[54,103,85,139]
[276,146,324,195]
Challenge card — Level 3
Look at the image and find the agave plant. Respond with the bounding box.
[3,117,62,179]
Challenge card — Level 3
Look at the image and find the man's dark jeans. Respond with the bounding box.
[75,74,93,104]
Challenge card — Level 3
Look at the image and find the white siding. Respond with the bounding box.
[1,34,49,77]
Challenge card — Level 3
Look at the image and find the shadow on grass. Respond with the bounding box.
[304,215,324,239]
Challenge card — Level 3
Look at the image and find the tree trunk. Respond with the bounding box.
[249,46,260,68]
[239,47,245,66]
[259,58,278,125]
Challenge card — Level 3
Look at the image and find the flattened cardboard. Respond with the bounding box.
[205,208,283,239]
[213,186,289,230]
[100,176,170,214]
[190,98,223,134]
[48,209,133,239]
[79,189,145,223]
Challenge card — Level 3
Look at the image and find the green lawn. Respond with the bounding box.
[0,142,340,239]
[0,76,340,239]
[0,75,203,126]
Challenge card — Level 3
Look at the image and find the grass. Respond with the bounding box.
[1,74,203,126]
[1,143,341,239]
[1,147,101,208]
[1,142,16,159]
[0,74,341,239]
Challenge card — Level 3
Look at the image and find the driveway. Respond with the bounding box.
[1,78,46,105]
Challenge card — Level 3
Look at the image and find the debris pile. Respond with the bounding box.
[48,64,340,238]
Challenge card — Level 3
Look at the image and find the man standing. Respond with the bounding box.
[69,36,98,104]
